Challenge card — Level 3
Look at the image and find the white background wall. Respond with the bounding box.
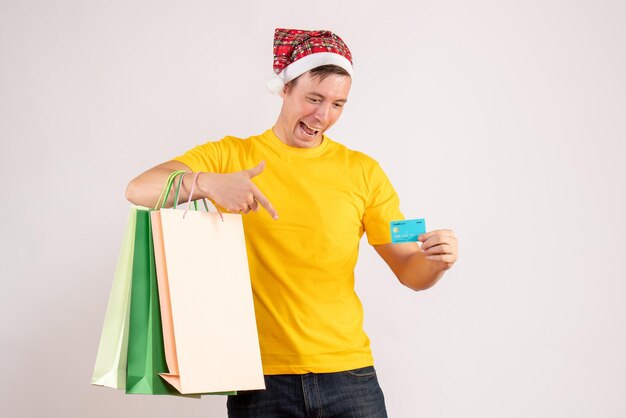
[1,0,624,417]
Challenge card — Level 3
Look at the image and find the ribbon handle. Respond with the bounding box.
[183,172,224,222]
[153,170,187,210]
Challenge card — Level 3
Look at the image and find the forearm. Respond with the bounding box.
[125,160,277,218]
[397,251,447,291]
[125,161,199,208]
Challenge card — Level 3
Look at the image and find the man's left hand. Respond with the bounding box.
[418,229,458,270]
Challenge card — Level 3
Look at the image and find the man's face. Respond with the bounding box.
[274,71,351,148]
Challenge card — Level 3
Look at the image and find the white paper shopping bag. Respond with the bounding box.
[156,208,265,394]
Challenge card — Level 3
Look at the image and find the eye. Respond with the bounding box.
[333,103,344,109]
[307,97,321,103]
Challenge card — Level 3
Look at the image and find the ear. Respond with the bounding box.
[278,85,288,99]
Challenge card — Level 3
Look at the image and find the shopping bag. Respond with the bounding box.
[125,206,181,395]
[151,172,192,380]
[155,173,265,394]
[151,172,235,395]
[91,207,137,389]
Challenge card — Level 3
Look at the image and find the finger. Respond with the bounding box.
[422,242,449,253]
[427,244,457,257]
[418,229,456,242]
[420,235,457,251]
[249,199,260,212]
[426,254,455,263]
[251,185,279,220]
[418,231,455,242]
[420,235,450,250]
[423,243,451,255]
[245,193,256,206]
[244,161,266,178]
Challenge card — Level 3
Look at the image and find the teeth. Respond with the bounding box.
[302,122,319,133]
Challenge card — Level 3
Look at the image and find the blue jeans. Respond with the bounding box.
[226,366,388,417]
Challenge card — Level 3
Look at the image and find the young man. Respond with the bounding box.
[126,28,458,418]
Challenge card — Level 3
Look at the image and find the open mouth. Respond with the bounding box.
[299,121,320,138]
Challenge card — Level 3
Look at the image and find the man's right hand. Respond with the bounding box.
[198,161,279,219]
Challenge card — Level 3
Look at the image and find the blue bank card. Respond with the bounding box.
[390,219,426,243]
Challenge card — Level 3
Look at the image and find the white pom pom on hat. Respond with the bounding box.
[266,72,285,95]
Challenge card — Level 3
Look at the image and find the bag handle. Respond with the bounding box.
[183,172,224,222]
[172,172,188,210]
[153,170,187,210]
[172,171,210,212]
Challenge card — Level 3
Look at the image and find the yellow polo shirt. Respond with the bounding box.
[174,129,403,374]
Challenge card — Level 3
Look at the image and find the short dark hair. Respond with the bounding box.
[286,64,351,88]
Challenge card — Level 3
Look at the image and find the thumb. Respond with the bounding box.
[245,161,266,178]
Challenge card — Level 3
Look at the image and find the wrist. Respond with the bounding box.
[195,172,214,200]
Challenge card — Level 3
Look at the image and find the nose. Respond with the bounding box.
[314,103,331,125]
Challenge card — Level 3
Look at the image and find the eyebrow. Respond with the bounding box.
[307,92,348,103]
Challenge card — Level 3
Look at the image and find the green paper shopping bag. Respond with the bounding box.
[124,171,206,396]
[91,207,137,389]
[125,207,182,395]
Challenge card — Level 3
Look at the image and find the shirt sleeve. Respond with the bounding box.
[362,161,404,245]
[172,137,232,174]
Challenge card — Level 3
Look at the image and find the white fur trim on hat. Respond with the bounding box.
[266,52,353,95]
